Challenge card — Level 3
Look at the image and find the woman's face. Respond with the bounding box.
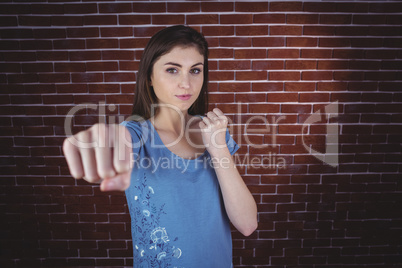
[150,45,204,113]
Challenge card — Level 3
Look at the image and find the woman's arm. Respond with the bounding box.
[210,148,258,236]
[199,108,258,236]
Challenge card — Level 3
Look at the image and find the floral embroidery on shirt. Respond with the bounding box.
[130,173,182,268]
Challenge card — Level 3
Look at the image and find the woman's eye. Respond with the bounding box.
[166,68,177,74]
[191,68,201,74]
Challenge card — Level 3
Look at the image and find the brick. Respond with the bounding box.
[133,3,166,13]
[119,15,150,25]
[220,37,252,47]
[253,60,283,70]
[301,71,332,81]
[71,73,103,83]
[367,71,399,80]
[304,26,335,36]
[281,104,312,114]
[252,37,285,47]
[369,2,402,13]
[56,84,87,94]
[3,52,36,62]
[218,82,250,92]
[270,2,303,11]
[104,72,135,83]
[201,2,233,12]
[86,62,118,72]
[84,15,117,26]
[285,82,315,92]
[236,25,268,36]
[269,71,300,81]
[85,38,117,49]
[268,49,299,58]
[235,93,266,103]
[37,51,68,61]
[287,14,319,24]
[64,3,97,14]
[202,26,234,36]
[99,3,133,13]
[101,27,133,37]
[254,13,286,24]
[234,49,266,59]
[33,28,66,39]
[219,60,250,70]
[336,2,369,13]
[235,2,268,12]
[387,15,402,25]
[186,14,218,25]
[134,26,164,37]
[38,73,70,83]
[8,73,38,83]
[319,37,350,47]
[353,14,386,25]
[208,71,234,82]
[31,4,64,14]
[167,2,199,12]
[152,14,185,25]
[237,71,267,81]
[69,51,101,61]
[270,26,302,35]
[277,204,305,213]
[54,63,85,73]
[381,60,402,70]
[119,61,140,71]
[54,40,85,50]
[317,60,349,70]
[248,103,280,113]
[67,27,99,38]
[0,28,33,39]
[287,37,317,47]
[19,16,51,26]
[0,40,19,50]
[301,49,332,59]
[220,14,252,25]
[286,60,316,70]
[119,38,149,49]
[13,116,43,126]
[0,4,31,14]
[320,14,352,24]
[52,16,84,26]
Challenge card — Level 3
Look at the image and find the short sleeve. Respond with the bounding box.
[225,128,240,156]
[120,120,146,155]
[198,115,240,156]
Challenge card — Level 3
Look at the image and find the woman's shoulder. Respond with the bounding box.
[120,118,150,139]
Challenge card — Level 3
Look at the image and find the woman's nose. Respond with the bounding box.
[179,73,190,88]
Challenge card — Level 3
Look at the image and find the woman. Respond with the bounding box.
[63,25,257,267]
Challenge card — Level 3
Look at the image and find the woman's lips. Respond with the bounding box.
[176,94,192,100]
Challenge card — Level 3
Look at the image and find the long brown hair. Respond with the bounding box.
[131,25,209,121]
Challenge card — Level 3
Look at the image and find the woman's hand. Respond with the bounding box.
[199,108,229,156]
[62,123,132,192]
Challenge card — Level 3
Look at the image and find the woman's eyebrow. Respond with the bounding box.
[164,62,204,68]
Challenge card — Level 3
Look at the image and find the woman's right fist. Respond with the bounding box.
[62,123,133,192]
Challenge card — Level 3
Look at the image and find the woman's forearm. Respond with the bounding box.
[209,148,258,236]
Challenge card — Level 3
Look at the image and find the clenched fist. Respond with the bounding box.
[63,123,133,192]
[199,108,229,156]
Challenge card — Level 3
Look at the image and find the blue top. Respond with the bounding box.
[121,116,240,268]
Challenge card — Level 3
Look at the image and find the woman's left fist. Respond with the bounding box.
[199,108,229,155]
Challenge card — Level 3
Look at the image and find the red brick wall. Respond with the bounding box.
[1,1,402,267]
